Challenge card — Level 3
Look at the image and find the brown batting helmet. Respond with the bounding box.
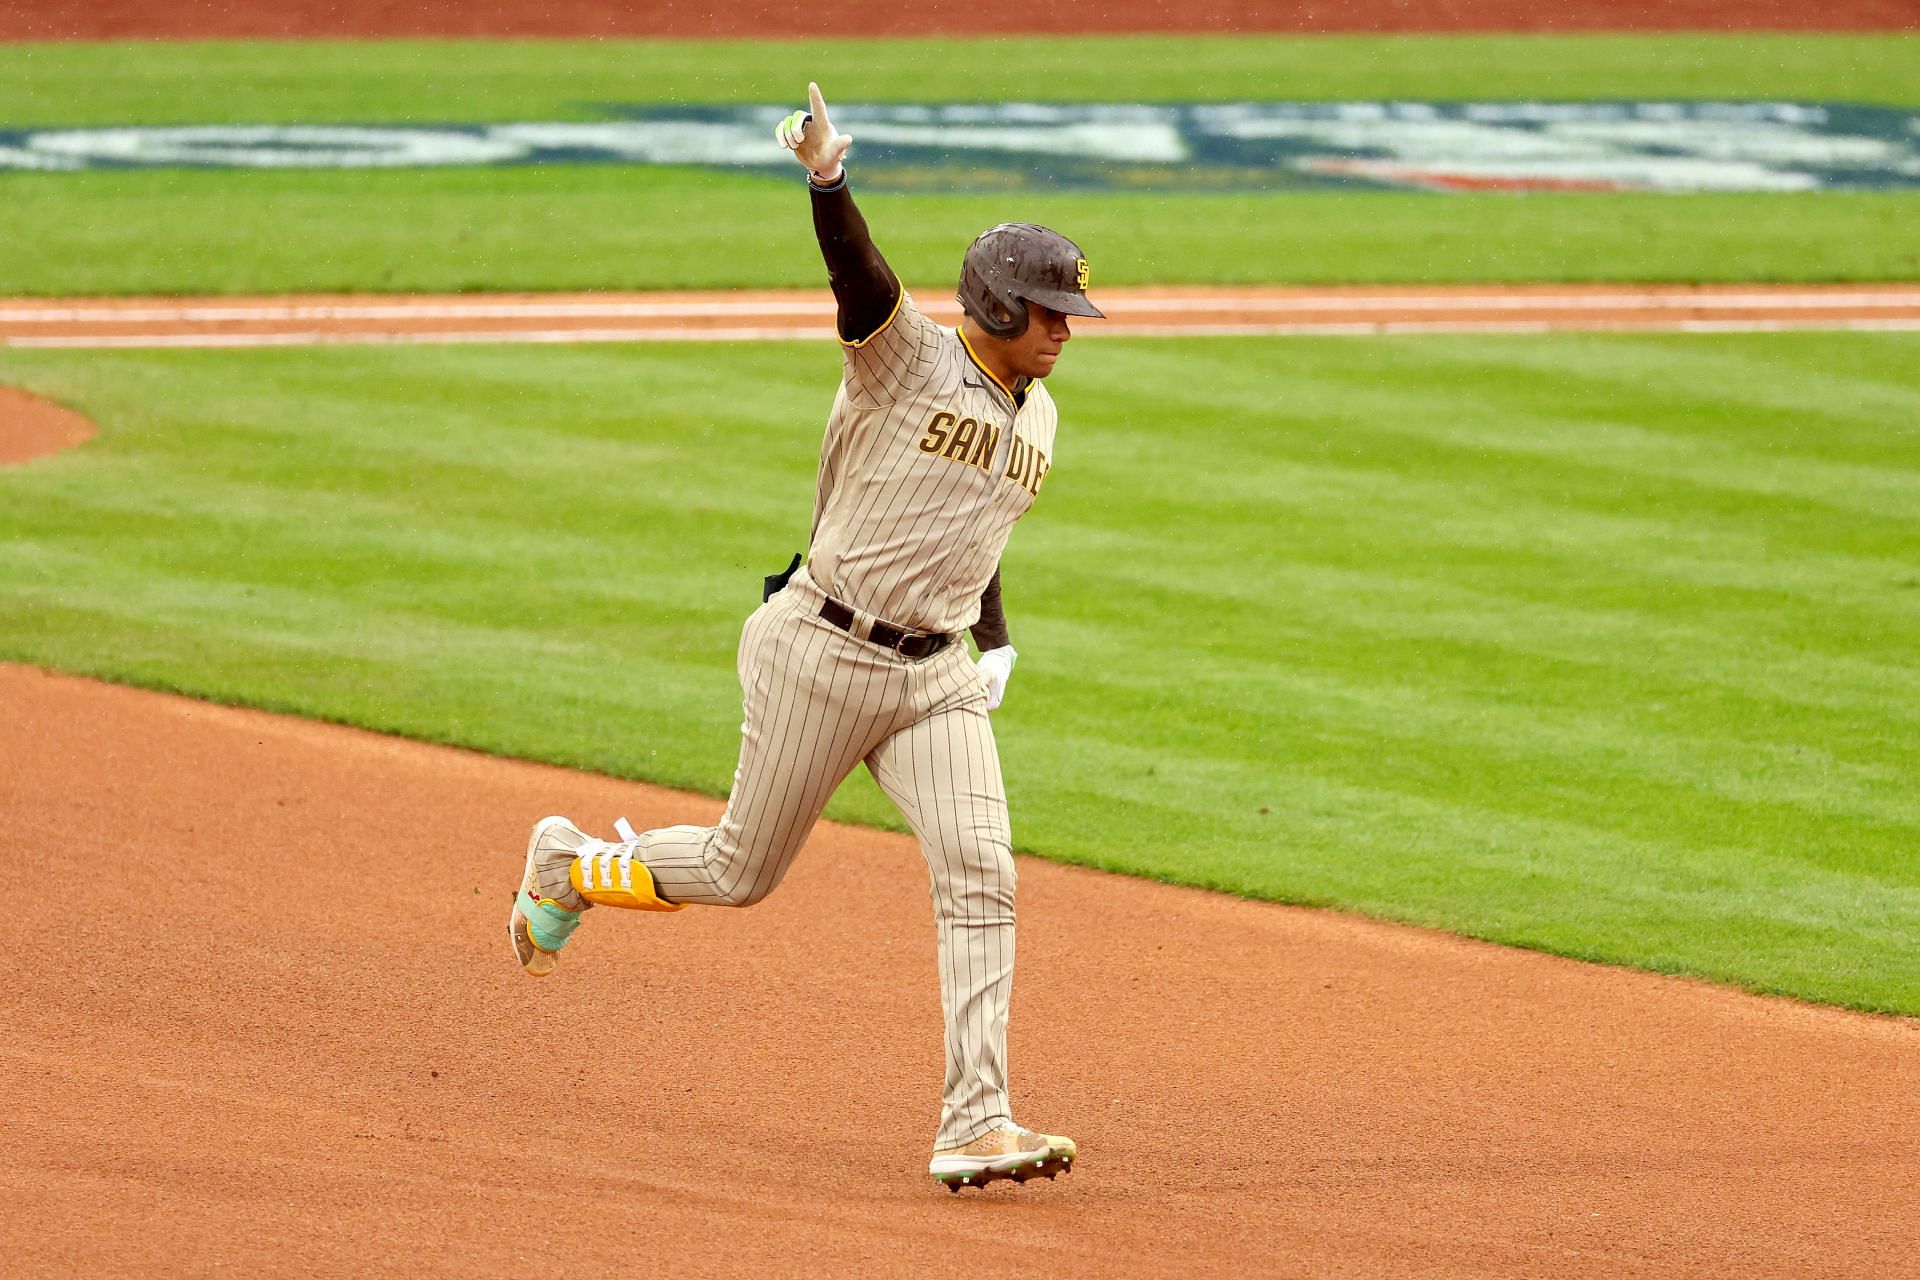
[956,223,1105,340]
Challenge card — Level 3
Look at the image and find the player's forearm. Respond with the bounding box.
[970,567,1011,652]
[809,175,902,345]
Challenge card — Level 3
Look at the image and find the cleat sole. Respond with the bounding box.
[931,1151,1059,1191]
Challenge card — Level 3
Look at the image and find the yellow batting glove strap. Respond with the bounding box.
[569,848,686,912]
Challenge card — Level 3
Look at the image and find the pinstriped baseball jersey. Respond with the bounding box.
[808,290,1057,635]
[519,160,1097,1158]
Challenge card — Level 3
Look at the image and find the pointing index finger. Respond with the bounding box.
[808,82,829,127]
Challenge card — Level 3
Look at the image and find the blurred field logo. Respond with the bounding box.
[2,102,1915,192]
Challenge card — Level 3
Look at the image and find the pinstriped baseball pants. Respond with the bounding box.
[629,571,1017,1151]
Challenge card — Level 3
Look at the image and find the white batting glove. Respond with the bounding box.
[976,645,1018,712]
[775,81,853,184]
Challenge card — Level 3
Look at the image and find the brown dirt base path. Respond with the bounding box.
[3,664,1917,1277]
[4,0,1914,39]
[4,284,1918,350]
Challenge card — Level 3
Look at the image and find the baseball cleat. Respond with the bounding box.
[508,815,592,977]
[930,1124,1075,1191]
[568,831,685,913]
[1032,1131,1076,1180]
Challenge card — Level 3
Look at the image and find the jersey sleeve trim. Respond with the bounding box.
[839,287,906,349]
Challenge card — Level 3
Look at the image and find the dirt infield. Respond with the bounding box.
[4,284,1918,351]
[0,384,92,464]
[3,662,1916,1278]
[3,0,1914,39]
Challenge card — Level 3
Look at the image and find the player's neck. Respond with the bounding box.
[959,321,1025,396]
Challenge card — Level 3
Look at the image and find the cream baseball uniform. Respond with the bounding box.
[504,91,1097,1180]
[621,291,1056,1150]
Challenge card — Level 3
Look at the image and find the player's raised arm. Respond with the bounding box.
[776,82,902,345]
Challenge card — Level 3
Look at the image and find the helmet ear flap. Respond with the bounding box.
[956,229,1034,340]
[989,290,1029,339]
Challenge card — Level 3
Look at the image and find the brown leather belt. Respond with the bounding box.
[818,597,953,659]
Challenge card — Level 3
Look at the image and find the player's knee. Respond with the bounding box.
[930,833,1016,920]
[681,825,782,907]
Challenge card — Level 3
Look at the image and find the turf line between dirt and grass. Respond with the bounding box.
[1,331,1916,1014]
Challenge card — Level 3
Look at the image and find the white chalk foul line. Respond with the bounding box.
[1102,319,1920,337]
[0,301,847,323]
[1119,292,1920,314]
[8,317,1920,349]
[0,326,841,348]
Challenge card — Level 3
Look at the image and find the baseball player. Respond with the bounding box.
[507,82,1102,1191]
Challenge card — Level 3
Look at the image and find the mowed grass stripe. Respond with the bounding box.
[0,34,1917,294]
[0,332,1915,1011]
[2,35,1915,125]
[3,169,1916,295]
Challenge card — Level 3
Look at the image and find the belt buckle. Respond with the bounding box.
[890,629,919,657]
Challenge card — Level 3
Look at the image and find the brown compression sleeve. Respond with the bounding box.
[970,567,1011,652]
[809,173,903,345]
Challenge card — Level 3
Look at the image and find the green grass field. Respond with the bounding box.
[3,333,1917,1012]
[0,34,1915,293]
[3,30,1917,1014]
[8,35,1916,124]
